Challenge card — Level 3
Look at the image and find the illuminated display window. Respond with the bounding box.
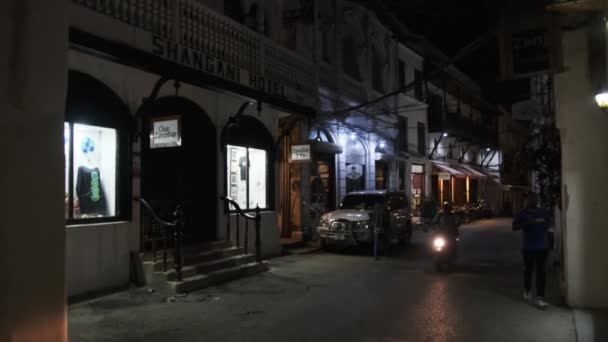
[64,70,131,224]
[65,123,118,219]
[226,145,268,210]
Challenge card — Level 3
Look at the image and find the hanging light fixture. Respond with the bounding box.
[375,140,386,154]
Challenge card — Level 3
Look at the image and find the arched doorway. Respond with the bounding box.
[344,135,368,193]
[141,96,217,242]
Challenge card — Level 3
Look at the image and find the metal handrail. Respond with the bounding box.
[220,196,262,262]
[221,196,256,220]
[136,197,175,228]
[135,197,184,281]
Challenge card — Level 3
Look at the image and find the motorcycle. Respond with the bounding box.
[431,231,459,272]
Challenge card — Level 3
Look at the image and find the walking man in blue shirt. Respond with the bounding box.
[513,193,552,309]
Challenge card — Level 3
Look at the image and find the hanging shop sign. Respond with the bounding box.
[150,116,182,149]
[439,172,451,181]
[346,164,364,180]
[498,14,563,80]
[291,144,311,161]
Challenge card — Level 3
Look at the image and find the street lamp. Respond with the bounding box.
[595,91,608,112]
[442,132,449,137]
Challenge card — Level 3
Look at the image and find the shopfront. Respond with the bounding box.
[411,164,426,211]
[279,124,341,241]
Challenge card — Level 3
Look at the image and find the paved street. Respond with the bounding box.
[69,219,583,341]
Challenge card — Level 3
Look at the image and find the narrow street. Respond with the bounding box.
[69,219,577,342]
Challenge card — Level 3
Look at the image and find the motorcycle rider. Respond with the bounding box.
[433,201,460,237]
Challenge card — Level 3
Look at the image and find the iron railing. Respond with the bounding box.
[220,197,262,263]
[137,198,185,281]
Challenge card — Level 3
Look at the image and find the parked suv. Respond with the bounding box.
[317,190,413,249]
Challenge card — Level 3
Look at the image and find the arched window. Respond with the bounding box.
[221,115,274,211]
[343,36,362,81]
[64,71,131,223]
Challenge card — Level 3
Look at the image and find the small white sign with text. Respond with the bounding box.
[151,117,181,148]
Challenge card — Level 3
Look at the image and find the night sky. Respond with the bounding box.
[381,0,533,106]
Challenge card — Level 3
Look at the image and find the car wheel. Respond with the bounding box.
[399,224,413,246]
[318,238,327,250]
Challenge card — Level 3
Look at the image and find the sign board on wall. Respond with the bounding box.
[439,172,451,181]
[346,164,364,180]
[139,33,317,109]
[291,144,311,161]
[150,116,181,148]
[498,14,563,80]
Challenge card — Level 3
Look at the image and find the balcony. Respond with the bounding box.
[70,0,318,110]
[429,111,497,148]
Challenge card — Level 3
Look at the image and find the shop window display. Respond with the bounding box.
[227,144,268,210]
[65,123,118,219]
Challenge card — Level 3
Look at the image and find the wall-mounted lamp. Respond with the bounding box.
[486,147,491,152]
[375,141,386,154]
[595,91,608,112]
[350,132,357,141]
[442,132,449,137]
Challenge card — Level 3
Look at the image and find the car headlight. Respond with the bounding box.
[319,215,329,227]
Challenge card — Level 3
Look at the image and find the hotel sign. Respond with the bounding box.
[136,32,316,109]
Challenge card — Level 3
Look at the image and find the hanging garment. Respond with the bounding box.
[76,166,108,216]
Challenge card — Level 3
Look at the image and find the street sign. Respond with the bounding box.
[291,144,311,161]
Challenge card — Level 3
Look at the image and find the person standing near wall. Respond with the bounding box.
[513,193,552,309]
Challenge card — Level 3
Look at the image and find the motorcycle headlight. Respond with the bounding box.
[433,237,446,248]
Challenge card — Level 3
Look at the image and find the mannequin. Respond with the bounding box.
[75,136,107,217]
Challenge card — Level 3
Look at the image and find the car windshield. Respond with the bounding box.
[340,194,385,210]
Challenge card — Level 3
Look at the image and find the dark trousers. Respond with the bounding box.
[522,249,548,297]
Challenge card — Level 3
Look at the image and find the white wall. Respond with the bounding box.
[555,28,608,308]
[0,1,68,341]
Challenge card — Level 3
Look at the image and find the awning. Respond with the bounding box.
[432,162,465,178]
[457,165,487,179]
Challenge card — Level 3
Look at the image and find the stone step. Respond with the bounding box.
[170,261,269,294]
[157,254,258,281]
[144,246,244,272]
[142,241,233,262]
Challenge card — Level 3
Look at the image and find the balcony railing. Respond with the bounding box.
[429,108,498,146]
[71,0,318,109]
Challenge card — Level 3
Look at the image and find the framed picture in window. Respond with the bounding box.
[230,185,238,198]
[230,173,238,185]
[231,149,238,161]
